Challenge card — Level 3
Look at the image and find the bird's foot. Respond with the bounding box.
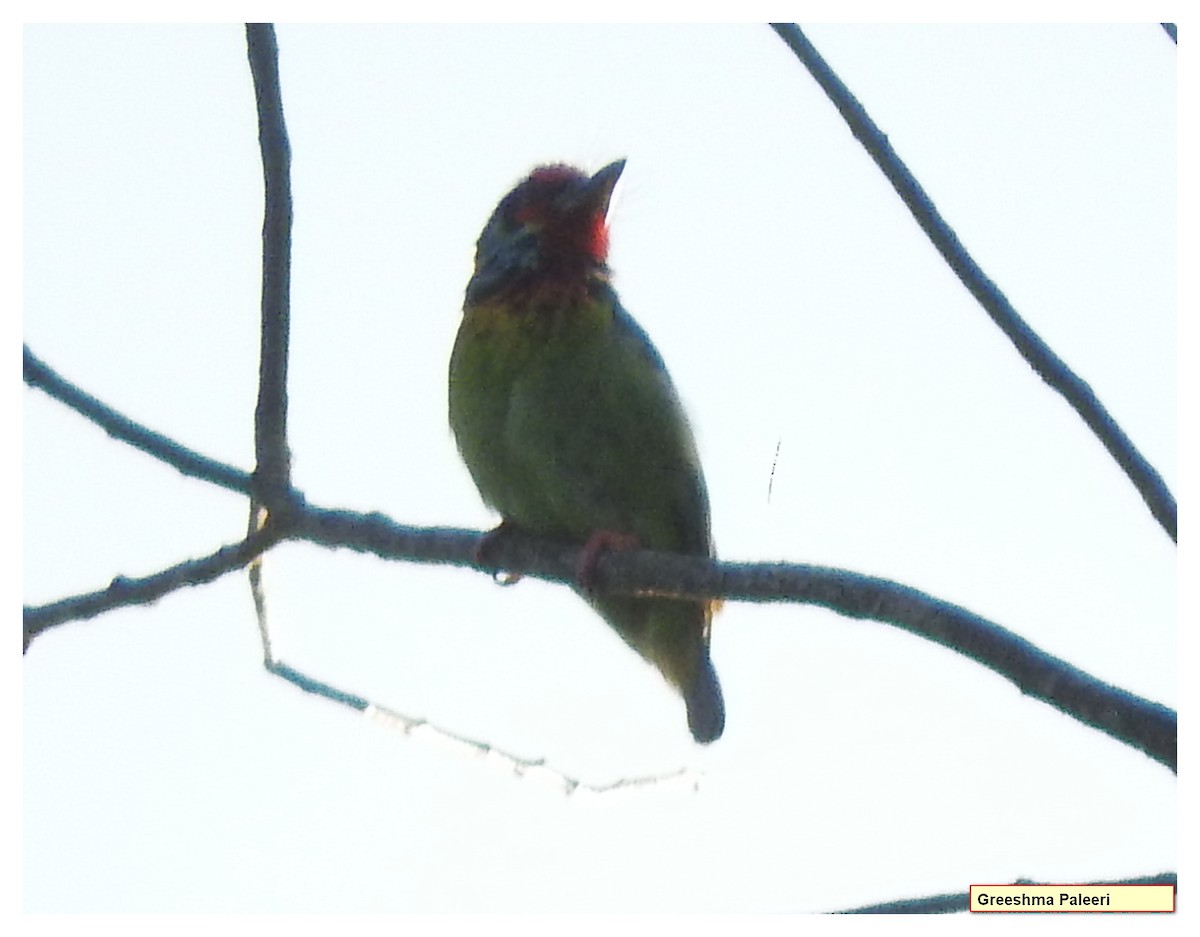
[576,529,641,593]
[474,520,523,585]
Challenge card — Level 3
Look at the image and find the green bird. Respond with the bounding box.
[448,159,724,743]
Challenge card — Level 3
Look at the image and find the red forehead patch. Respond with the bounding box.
[526,164,586,187]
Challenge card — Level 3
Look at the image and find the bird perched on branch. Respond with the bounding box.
[448,159,724,743]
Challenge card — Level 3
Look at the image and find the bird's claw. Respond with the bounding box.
[576,529,640,593]
[475,520,523,585]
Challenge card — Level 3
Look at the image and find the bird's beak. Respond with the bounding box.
[585,159,626,218]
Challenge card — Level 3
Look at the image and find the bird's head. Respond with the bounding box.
[467,159,626,305]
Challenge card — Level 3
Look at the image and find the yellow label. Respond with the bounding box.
[970,884,1174,912]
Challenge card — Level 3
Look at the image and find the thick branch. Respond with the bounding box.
[769,23,1176,543]
[26,503,1177,771]
[246,23,293,509]
[297,507,1177,772]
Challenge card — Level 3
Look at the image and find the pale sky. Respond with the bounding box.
[21,20,1183,920]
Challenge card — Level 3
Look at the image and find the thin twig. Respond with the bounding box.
[268,658,697,795]
[769,23,1176,543]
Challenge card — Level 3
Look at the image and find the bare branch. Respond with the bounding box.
[268,659,697,795]
[246,23,293,510]
[23,344,251,496]
[23,461,1178,773]
[769,23,1176,544]
[296,506,1177,773]
[840,872,1176,914]
[243,26,297,735]
[22,526,281,651]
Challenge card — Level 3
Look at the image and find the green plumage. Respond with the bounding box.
[448,161,723,743]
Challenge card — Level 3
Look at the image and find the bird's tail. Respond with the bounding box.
[683,647,725,744]
[587,593,725,743]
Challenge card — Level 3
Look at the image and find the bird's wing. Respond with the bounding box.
[504,296,711,557]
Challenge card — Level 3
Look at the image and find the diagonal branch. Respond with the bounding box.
[23,344,251,496]
[22,526,281,651]
[769,23,1176,544]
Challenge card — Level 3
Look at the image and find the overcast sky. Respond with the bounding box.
[22,20,1182,919]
